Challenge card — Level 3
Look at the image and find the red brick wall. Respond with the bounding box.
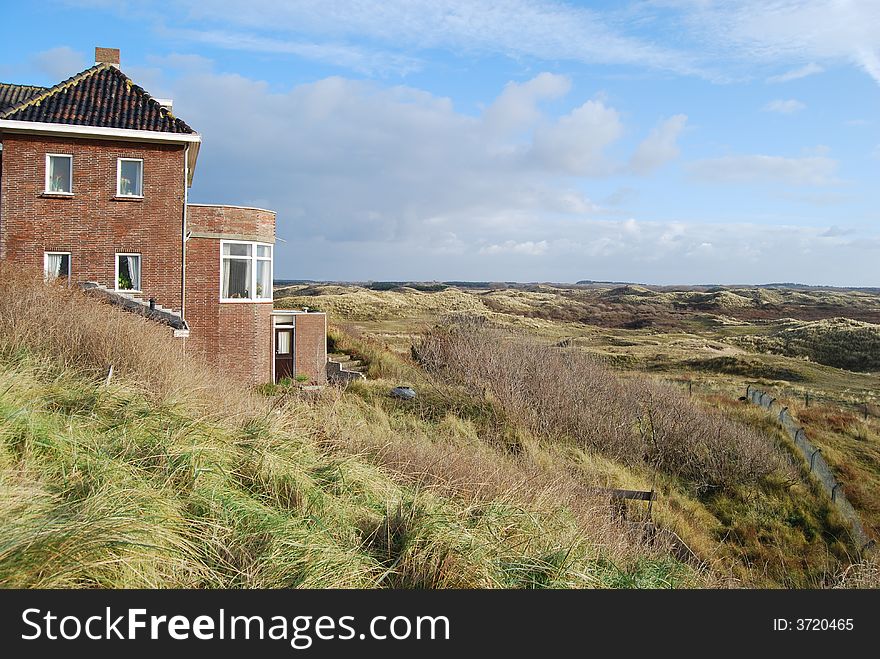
[187,204,275,241]
[0,133,185,310]
[184,204,275,384]
[219,303,273,384]
[294,313,328,384]
[181,236,220,368]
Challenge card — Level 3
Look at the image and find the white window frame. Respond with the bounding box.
[45,153,73,194]
[116,157,144,198]
[115,252,142,292]
[43,251,71,282]
[220,239,273,303]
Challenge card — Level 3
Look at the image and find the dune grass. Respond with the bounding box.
[0,267,698,589]
[327,317,870,587]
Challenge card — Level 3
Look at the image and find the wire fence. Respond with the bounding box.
[746,385,874,554]
[756,384,878,421]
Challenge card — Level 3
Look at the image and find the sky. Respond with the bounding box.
[2,1,880,286]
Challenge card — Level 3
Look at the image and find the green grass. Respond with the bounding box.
[3,356,693,588]
[0,278,698,588]
[3,271,877,588]
[296,283,880,587]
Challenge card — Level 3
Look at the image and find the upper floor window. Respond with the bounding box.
[221,241,273,301]
[116,253,141,291]
[45,154,73,194]
[44,252,71,282]
[117,158,143,197]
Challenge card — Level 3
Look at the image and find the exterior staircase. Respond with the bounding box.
[327,352,367,383]
[80,282,189,332]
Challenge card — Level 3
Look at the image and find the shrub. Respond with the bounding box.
[415,321,782,492]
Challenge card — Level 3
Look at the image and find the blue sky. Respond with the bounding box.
[2,1,879,285]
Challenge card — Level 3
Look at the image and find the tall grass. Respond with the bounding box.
[0,264,257,419]
[0,266,698,588]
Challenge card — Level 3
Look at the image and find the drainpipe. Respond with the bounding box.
[181,144,189,323]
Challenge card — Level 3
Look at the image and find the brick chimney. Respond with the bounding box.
[95,47,120,67]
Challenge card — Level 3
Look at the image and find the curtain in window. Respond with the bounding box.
[256,260,271,299]
[222,258,232,298]
[49,156,71,193]
[46,253,63,278]
[126,255,140,290]
[276,331,291,354]
[223,259,250,298]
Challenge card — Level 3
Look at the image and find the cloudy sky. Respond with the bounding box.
[3,1,880,285]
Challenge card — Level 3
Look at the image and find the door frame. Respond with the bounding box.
[274,324,295,383]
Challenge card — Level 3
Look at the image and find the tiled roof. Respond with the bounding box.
[0,83,47,113]
[0,64,195,134]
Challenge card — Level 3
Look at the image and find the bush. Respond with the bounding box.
[415,320,782,492]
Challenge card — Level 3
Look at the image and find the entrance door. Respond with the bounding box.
[275,328,294,382]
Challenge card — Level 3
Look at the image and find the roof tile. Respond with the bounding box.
[0,83,47,113]
[0,64,195,134]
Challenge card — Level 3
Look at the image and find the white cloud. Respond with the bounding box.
[57,0,880,88]
[689,154,839,186]
[145,62,875,285]
[529,100,624,175]
[763,99,806,114]
[171,70,638,249]
[163,27,422,76]
[821,225,855,238]
[480,240,549,256]
[628,114,688,174]
[174,0,701,74]
[30,46,87,81]
[677,0,880,86]
[766,62,824,83]
[483,73,571,137]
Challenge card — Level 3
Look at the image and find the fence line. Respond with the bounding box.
[759,384,878,421]
[745,385,874,554]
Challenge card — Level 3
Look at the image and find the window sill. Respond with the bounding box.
[41,192,74,198]
[220,298,274,304]
[113,195,144,202]
[116,289,143,294]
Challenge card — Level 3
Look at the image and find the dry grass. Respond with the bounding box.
[734,317,880,371]
[0,266,700,589]
[415,319,783,494]
[0,264,259,420]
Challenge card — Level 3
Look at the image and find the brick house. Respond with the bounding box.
[0,47,326,384]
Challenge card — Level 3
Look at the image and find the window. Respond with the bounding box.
[221,241,273,301]
[276,330,292,355]
[44,252,71,282]
[256,244,272,300]
[116,253,141,291]
[117,158,143,197]
[45,154,72,194]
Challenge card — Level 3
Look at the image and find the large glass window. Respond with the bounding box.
[44,252,71,282]
[116,253,141,291]
[117,158,143,197]
[45,154,72,194]
[221,241,273,301]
